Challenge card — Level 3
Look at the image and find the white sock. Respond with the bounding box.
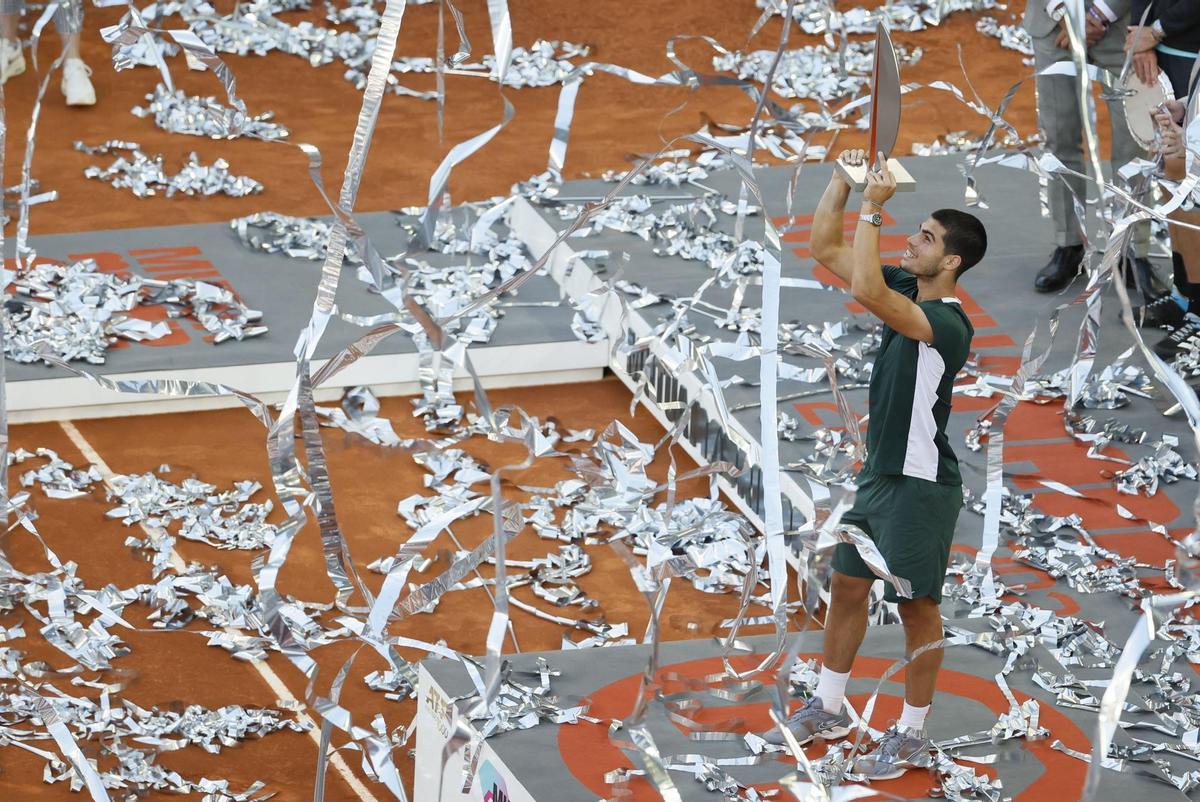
[814,667,850,713]
[899,702,930,732]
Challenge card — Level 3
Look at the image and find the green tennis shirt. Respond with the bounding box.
[862,265,974,485]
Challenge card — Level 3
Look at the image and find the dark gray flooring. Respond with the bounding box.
[474,155,1200,799]
[11,210,578,382]
[519,157,1197,641]
[424,627,1151,801]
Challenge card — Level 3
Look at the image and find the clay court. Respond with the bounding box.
[12,0,1046,235]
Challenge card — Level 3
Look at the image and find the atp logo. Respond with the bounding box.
[425,685,453,741]
[478,760,510,802]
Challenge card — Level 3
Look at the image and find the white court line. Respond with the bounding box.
[58,420,383,802]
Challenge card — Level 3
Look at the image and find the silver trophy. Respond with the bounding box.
[835,22,916,192]
[1121,69,1175,151]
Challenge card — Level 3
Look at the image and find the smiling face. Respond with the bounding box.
[899,217,961,279]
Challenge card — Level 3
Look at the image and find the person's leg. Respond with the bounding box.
[807,570,871,714]
[1032,35,1087,249]
[822,570,872,667]
[1095,25,1155,272]
[896,596,944,710]
[760,558,871,743]
[850,477,958,779]
[0,0,24,84]
[0,10,16,42]
[1171,250,1200,301]
[55,0,92,106]
[53,0,82,58]
[850,593,942,778]
[1172,214,1200,287]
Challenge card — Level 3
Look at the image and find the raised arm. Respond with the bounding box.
[810,149,864,284]
[850,154,934,343]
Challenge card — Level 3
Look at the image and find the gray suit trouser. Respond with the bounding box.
[1032,25,1150,255]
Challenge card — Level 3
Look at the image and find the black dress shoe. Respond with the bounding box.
[1034,245,1084,293]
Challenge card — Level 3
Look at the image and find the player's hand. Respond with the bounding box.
[835,148,867,186]
[1133,50,1158,86]
[863,151,897,206]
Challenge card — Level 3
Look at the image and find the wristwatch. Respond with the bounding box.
[1152,19,1166,42]
[859,212,883,227]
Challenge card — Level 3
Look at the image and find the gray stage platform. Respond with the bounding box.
[419,152,1198,800]
[415,629,1162,801]
[512,156,1197,640]
[9,211,606,421]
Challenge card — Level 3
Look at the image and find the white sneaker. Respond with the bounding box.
[61,58,95,106]
[1,39,24,84]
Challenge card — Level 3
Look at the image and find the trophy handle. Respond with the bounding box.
[834,158,917,193]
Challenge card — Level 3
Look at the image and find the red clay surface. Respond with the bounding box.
[558,653,1093,801]
[1,378,798,800]
[0,2,1169,800]
[5,0,1060,237]
[2,370,1185,800]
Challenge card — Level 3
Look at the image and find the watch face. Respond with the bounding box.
[871,213,882,226]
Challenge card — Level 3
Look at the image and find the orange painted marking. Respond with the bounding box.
[108,305,190,349]
[972,333,1017,349]
[67,251,129,274]
[1007,442,1118,488]
[131,245,212,273]
[557,654,1090,801]
[150,271,224,281]
[1091,530,1184,568]
[793,402,844,428]
[1027,486,1180,531]
[976,354,1023,377]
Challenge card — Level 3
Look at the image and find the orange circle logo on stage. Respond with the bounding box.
[557,653,1091,801]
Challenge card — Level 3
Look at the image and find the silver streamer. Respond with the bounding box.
[7,1,1200,800]
[132,82,290,140]
[712,41,922,102]
[12,447,101,499]
[106,471,281,551]
[76,141,264,199]
[3,258,266,363]
[975,15,1034,60]
[231,210,355,263]
[754,0,1000,33]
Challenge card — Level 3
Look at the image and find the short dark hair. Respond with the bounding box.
[931,208,987,279]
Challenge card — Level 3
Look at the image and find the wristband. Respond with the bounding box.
[865,199,885,210]
[1086,7,1110,30]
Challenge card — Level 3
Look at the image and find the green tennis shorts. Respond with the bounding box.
[832,470,964,603]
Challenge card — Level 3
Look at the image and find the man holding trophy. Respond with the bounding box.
[764,149,987,778]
